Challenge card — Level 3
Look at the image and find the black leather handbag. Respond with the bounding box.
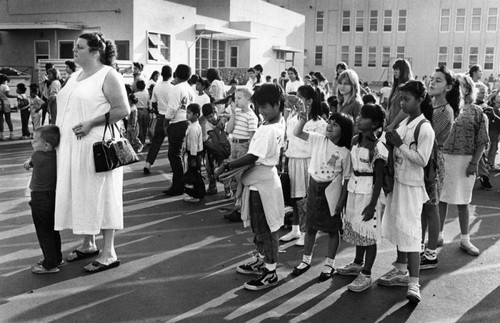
[93,112,139,173]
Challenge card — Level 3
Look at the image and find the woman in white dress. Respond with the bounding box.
[55,32,130,272]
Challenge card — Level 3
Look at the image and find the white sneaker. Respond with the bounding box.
[183,196,200,203]
[406,282,421,303]
[337,262,363,276]
[280,231,300,242]
[295,232,305,246]
[347,272,372,292]
[460,241,480,256]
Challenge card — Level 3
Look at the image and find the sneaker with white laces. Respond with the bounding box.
[460,241,480,256]
[420,254,438,270]
[237,257,264,275]
[406,282,421,303]
[378,268,409,287]
[347,272,372,292]
[337,262,363,276]
[295,232,305,246]
[244,267,278,291]
[279,230,300,242]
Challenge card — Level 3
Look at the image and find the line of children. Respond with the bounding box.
[24,125,62,274]
[214,84,285,290]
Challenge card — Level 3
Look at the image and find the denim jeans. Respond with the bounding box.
[145,114,166,165]
[166,120,189,192]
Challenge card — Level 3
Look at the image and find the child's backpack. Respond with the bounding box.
[352,134,394,195]
[412,119,440,192]
[18,97,30,110]
[182,167,206,198]
[205,124,231,160]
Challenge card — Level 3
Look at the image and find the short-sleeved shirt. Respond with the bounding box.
[0,84,12,109]
[347,141,388,194]
[194,93,211,107]
[307,132,351,182]
[230,108,258,140]
[185,121,203,155]
[135,90,149,109]
[247,121,285,166]
[30,150,57,191]
[152,81,174,115]
[166,82,194,123]
[443,104,489,155]
[285,80,304,94]
[379,86,392,103]
[285,115,327,158]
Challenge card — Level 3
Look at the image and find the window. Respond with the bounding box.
[471,8,482,31]
[356,10,364,32]
[354,46,362,67]
[315,46,323,66]
[34,40,49,63]
[383,10,392,32]
[115,40,130,60]
[484,47,495,70]
[469,47,479,67]
[369,10,378,32]
[276,50,285,61]
[453,47,463,69]
[230,46,238,67]
[58,40,74,59]
[438,47,448,66]
[456,8,466,32]
[487,8,498,31]
[341,46,349,66]
[440,9,450,32]
[147,32,170,62]
[382,46,390,67]
[195,38,227,75]
[398,10,407,31]
[368,46,376,67]
[316,11,324,32]
[342,11,351,32]
[396,46,405,59]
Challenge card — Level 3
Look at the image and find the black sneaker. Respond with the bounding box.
[479,176,493,191]
[237,258,264,275]
[420,254,438,270]
[244,267,278,291]
[224,210,242,222]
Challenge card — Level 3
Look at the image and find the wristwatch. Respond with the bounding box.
[223,161,230,171]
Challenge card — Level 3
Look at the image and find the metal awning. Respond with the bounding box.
[0,21,85,31]
[272,45,302,53]
[195,24,256,41]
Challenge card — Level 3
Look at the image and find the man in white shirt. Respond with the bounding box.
[378,81,392,110]
[144,65,174,174]
[163,64,195,196]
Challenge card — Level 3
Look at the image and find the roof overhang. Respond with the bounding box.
[272,45,302,53]
[195,24,256,41]
[0,22,85,31]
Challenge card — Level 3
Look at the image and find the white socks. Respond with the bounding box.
[297,255,312,269]
[323,257,335,273]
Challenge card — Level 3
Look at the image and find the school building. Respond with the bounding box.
[269,0,500,84]
[0,0,304,83]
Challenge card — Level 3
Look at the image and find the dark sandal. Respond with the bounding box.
[84,260,121,273]
[318,265,334,281]
[66,249,100,262]
[291,262,311,276]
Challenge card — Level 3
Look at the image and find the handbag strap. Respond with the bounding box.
[102,112,123,140]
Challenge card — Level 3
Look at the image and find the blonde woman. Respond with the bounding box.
[336,69,363,121]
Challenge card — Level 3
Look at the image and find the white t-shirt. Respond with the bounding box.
[135,90,149,109]
[285,80,304,94]
[194,92,211,107]
[152,81,174,115]
[307,132,351,182]
[379,86,392,102]
[247,121,285,166]
[285,115,327,158]
[166,81,195,123]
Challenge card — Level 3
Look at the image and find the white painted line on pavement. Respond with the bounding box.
[115,236,152,249]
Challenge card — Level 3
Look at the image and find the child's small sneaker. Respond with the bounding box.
[294,232,305,246]
[237,257,264,275]
[406,282,421,303]
[378,268,409,287]
[460,241,480,256]
[336,262,363,276]
[479,176,493,190]
[347,272,372,292]
[244,267,278,291]
[420,254,438,270]
[183,196,200,203]
[31,264,60,274]
[279,231,300,242]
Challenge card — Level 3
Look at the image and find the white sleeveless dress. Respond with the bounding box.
[55,66,124,234]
